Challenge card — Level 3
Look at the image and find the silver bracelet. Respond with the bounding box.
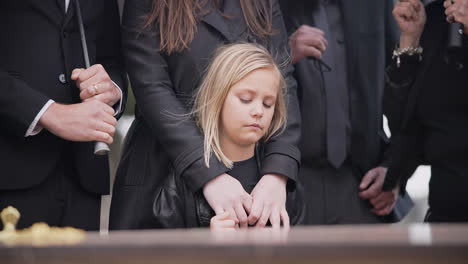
[392,46,423,68]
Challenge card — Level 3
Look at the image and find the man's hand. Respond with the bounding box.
[444,0,468,34]
[359,167,399,216]
[203,173,252,228]
[393,0,427,48]
[248,174,289,229]
[71,64,120,106]
[289,25,328,64]
[39,100,116,145]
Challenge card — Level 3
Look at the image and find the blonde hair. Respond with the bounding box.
[194,43,287,168]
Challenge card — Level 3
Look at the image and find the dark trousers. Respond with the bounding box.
[299,159,382,225]
[425,209,468,223]
[0,154,101,231]
[424,164,468,223]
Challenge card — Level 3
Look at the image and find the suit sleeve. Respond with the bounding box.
[121,0,229,192]
[379,0,400,167]
[0,70,50,138]
[96,0,128,119]
[260,0,301,182]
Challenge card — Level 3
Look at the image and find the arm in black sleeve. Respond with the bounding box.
[383,0,426,134]
[382,53,422,192]
[382,24,425,193]
[382,0,426,191]
[97,0,128,119]
[379,0,400,167]
[384,54,421,134]
[0,70,50,138]
[260,0,302,182]
[382,120,424,193]
[121,0,228,192]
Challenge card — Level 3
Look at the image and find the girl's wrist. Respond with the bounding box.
[263,173,287,186]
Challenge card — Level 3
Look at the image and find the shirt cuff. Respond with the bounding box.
[112,81,123,116]
[25,99,54,137]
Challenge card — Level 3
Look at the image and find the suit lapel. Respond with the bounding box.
[28,0,64,28]
[56,0,65,13]
[340,0,361,82]
[200,2,236,42]
[63,0,76,28]
[222,0,247,42]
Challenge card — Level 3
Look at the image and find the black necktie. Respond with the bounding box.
[312,4,347,168]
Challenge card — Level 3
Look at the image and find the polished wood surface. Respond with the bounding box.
[1,224,468,264]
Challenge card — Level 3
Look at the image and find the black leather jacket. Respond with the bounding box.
[153,147,306,228]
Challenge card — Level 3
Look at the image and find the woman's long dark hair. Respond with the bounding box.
[143,0,274,54]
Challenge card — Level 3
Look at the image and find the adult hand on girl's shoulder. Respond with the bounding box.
[203,173,252,228]
[248,174,290,229]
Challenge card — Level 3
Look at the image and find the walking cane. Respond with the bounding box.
[75,0,110,155]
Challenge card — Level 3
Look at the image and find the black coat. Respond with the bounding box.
[383,2,468,192]
[153,146,306,228]
[110,0,302,229]
[280,0,397,174]
[0,0,126,194]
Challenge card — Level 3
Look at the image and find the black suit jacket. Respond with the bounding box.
[280,0,397,175]
[0,0,127,194]
[110,0,301,229]
[280,0,414,223]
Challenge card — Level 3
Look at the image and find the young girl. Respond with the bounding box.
[110,0,302,230]
[152,43,304,229]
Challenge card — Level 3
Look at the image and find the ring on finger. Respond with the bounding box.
[447,15,455,23]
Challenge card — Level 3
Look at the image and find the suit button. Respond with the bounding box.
[62,31,68,38]
[58,73,67,84]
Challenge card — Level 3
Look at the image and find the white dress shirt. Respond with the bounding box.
[25,0,123,137]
